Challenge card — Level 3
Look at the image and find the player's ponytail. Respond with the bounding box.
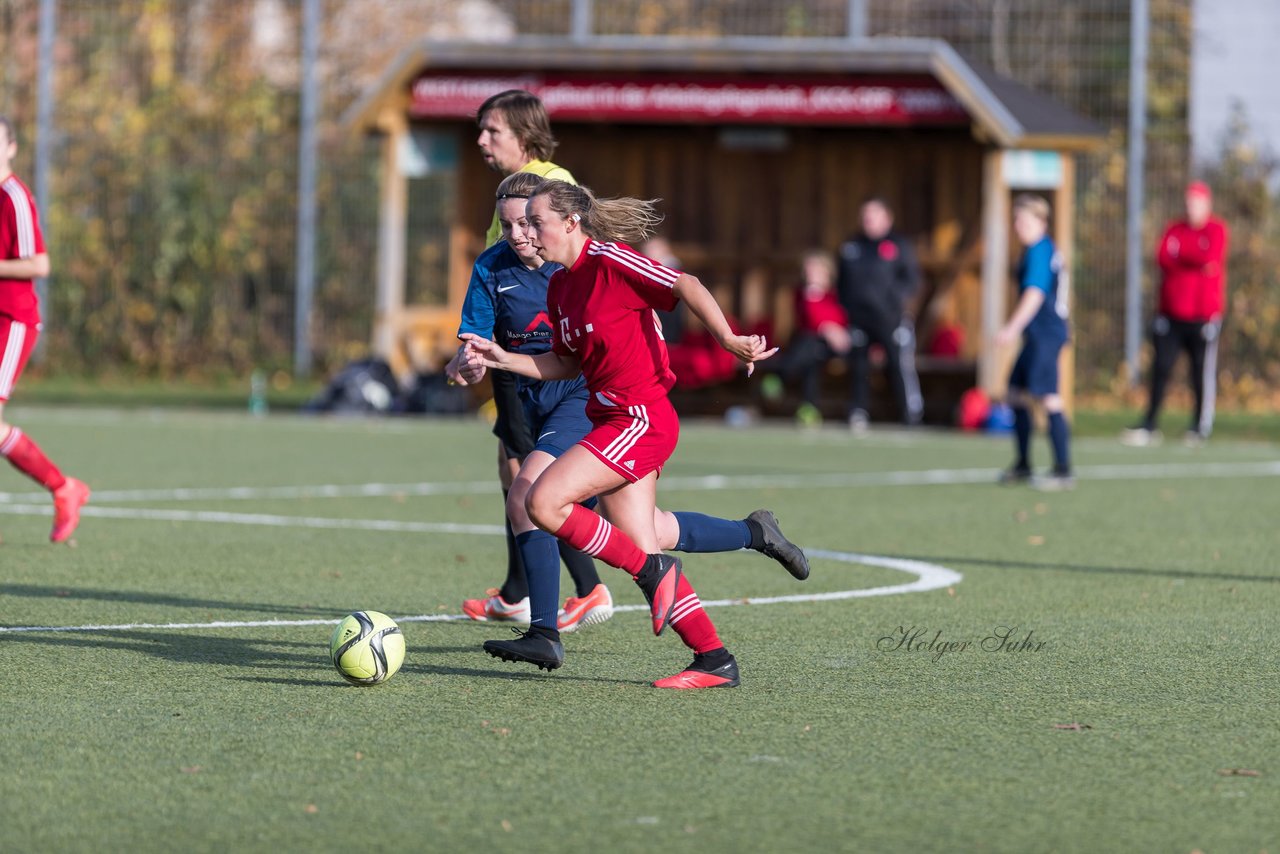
[533,180,663,245]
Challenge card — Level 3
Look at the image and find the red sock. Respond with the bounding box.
[1,428,67,492]
[668,572,723,654]
[553,504,646,575]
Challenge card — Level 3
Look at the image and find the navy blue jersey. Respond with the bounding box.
[458,242,587,423]
[1018,237,1069,342]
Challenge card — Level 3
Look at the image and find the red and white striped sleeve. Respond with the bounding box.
[587,241,680,312]
[1,178,44,259]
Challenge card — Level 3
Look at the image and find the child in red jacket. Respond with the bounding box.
[761,251,851,424]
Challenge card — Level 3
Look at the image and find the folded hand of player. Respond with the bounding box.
[459,333,509,372]
[444,349,472,386]
[721,333,779,377]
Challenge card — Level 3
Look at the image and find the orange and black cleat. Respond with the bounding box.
[644,555,682,637]
[653,653,740,690]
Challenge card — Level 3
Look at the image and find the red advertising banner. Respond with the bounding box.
[409,72,969,126]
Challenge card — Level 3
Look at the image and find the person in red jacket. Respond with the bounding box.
[1123,181,1228,447]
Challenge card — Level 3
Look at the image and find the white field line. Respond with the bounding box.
[0,503,504,536]
[0,549,961,634]
[2,460,1278,506]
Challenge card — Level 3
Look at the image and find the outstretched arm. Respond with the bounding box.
[672,273,778,375]
[460,333,581,381]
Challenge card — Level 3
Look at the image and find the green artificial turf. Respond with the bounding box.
[2,409,1277,852]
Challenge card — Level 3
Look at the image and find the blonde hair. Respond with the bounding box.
[1013,193,1051,224]
[801,249,835,279]
[495,171,544,201]
[532,180,663,245]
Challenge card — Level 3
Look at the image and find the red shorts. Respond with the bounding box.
[579,392,680,483]
[0,316,39,402]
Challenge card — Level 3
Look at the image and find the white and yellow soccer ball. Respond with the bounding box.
[329,611,405,685]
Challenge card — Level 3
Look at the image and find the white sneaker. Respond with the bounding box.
[1183,430,1207,448]
[1120,427,1162,447]
[848,410,870,436]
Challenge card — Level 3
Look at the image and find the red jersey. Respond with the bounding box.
[549,239,680,406]
[1155,217,1228,322]
[794,286,848,334]
[0,174,46,325]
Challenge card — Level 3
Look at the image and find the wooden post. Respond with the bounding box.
[373,111,408,359]
[1055,152,1076,416]
[978,148,1010,395]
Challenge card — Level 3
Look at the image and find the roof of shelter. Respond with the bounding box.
[344,36,1105,151]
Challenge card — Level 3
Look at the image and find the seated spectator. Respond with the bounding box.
[920,293,965,358]
[641,236,688,345]
[760,250,851,425]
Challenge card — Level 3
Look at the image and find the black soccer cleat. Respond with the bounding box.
[997,466,1033,486]
[483,628,565,672]
[748,509,810,581]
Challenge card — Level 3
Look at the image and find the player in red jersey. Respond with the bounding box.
[0,116,90,543]
[461,181,776,689]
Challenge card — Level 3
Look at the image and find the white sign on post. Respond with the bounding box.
[1002,150,1063,189]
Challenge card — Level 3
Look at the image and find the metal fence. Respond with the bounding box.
[0,0,1190,390]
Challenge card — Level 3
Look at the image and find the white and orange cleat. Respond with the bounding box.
[557,584,614,633]
[50,477,91,543]
[461,589,530,623]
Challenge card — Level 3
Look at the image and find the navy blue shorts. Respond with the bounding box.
[1009,336,1065,397]
[526,388,592,459]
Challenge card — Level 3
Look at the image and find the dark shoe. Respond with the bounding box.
[483,627,564,671]
[747,509,810,580]
[653,651,741,689]
[636,555,682,637]
[997,466,1032,485]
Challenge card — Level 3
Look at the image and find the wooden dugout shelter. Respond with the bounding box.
[344,36,1103,416]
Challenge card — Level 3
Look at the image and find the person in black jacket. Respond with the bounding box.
[836,197,924,431]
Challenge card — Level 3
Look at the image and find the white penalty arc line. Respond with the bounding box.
[2,460,1278,506]
[0,549,962,634]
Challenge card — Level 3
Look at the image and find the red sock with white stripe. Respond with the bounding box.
[552,503,723,653]
[553,503,647,574]
[667,572,723,654]
[0,427,67,492]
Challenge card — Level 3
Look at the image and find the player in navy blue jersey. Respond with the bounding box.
[450,175,810,682]
[996,194,1074,491]
[450,171,610,632]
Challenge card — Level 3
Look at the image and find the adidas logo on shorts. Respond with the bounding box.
[624,460,636,470]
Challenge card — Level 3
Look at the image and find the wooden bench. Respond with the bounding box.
[668,354,976,425]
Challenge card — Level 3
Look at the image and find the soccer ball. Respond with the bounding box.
[329,611,405,685]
